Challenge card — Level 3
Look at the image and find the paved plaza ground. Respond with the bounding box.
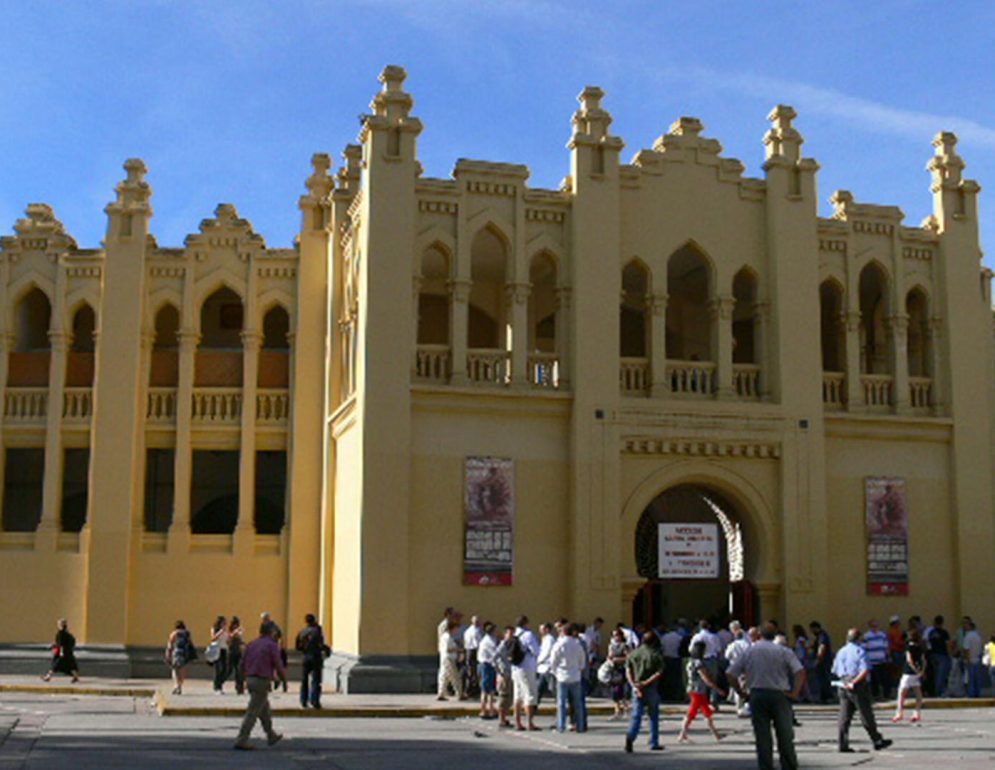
[1,678,994,768]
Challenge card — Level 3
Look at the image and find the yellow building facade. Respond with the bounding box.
[1,67,992,690]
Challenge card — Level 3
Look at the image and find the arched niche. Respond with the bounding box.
[819,279,845,372]
[196,287,243,387]
[259,305,291,388]
[620,260,649,358]
[468,227,508,350]
[732,268,757,364]
[417,245,451,346]
[858,263,890,375]
[528,252,557,353]
[666,244,712,361]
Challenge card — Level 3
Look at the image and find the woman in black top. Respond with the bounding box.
[42,618,79,683]
[892,629,925,723]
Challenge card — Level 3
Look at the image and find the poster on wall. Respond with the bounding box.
[865,477,909,596]
[658,523,720,579]
[463,457,514,586]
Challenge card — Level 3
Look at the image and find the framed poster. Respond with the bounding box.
[463,457,514,586]
[658,523,720,579]
[865,477,909,596]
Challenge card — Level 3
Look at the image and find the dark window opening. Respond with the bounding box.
[60,448,89,533]
[144,448,175,533]
[2,448,45,532]
[190,450,239,534]
[255,451,287,535]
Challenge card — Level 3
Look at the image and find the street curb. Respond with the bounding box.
[0,683,156,698]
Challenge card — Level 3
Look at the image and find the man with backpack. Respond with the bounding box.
[513,615,541,730]
[294,614,329,709]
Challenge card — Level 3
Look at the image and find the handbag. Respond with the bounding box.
[597,659,614,685]
[205,641,221,664]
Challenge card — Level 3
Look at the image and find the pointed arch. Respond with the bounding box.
[526,232,564,273]
[257,289,295,334]
[732,266,758,364]
[621,259,650,359]
[666,241,713,361]
[146,286,183,329]
[149,303,180,387]
[819,278,846,372]
[64,289,99,333]
[192,268,246,317]
[6,273,54,333]
[468,224,510,350]
[529,250,558,353]
[415,226,456,273]
[858,261,890,375]
[906,285,930,378]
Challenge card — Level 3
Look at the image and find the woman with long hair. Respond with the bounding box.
[892,628,925,723]
[209,615,229,694]
[165,620,194,694]
[227,616,245,695]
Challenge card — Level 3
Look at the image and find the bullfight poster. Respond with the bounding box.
[865,477,909,596]
[464,457,514,586]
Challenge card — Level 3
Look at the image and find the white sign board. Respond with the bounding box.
[658,523,720,579]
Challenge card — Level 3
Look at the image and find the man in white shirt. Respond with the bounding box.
[691,619,723,708]
[462,616,482,696]
[476,622,498,719]
[535,623,556,705]
[550,623,588,732]
[513,615,541,730]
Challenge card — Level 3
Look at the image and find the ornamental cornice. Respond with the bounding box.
[622,436,781,459]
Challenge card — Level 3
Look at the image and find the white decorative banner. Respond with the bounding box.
[658,523,720,579]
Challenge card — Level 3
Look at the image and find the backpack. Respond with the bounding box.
[510,636,526,666]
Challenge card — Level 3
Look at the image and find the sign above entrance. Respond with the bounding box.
[658,523,720,579]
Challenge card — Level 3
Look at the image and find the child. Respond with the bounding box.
[678,641,725,743]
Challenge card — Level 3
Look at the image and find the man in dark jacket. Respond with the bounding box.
[295,614,328,709]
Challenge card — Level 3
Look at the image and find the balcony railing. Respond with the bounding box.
[732,364,761,399]
[527,353,559,389]
[191,388,242,425]
[909,377,932,410]
[256,389,289,425]
[415,344,450,383]
[822,372,845,409]
[4,387,48,423]
[861,374,893,409]
[467,348,510,386]
[619,357,649,395]
[62,388,93,423]
[667,360,716,397]
[147,388,177,423]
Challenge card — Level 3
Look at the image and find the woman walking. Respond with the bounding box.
[42,618,80,683]
[677,641,725,743]
[892,628,926,723]
[607,628,630,719]
[209,615,230,694]
[165,620,195,694]
[227,617,245,695]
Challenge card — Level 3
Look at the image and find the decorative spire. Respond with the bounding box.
[371,64,413,122]
[4,203,76,251]
[571,86,618,143]
[111,158,152,209]
[764,105,802,163]
[927,131,965,190]
[305,153,334,199]
[335,145,363,198]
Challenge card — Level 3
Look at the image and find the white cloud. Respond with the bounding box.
[669,66,995,151]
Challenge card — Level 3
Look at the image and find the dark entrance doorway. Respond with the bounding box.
[632,484,758,629]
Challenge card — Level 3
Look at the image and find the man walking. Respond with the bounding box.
[624,631,665,752]
[831,628,892,753]
[728,623,805,770]
[234,621,285,751]
[294,613,327,709]
[550,623,587,733]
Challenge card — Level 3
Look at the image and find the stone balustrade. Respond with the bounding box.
[667,360,716,396]
[191,388,242,424]
[467,348,510,385]
[415,344,450,383]
[909,377,932,410]
[147,388,177,423]
[4,388,48,423]
[732,364,761,399]
[527,352,559,389]
[619,357,649,395]
[822,372,845,409]
[861,374,893,409]
[256,389,289,424]
[62,388,93,422]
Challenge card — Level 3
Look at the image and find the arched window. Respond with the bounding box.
[9,288,52,387]
[468,228,507,350]
[732,269,757,364]
[666,244,712,361]
[858,264,890,375]
[906,289,930,377]
[150,304,180,387]
[196,287,243,387]
[66,304,96,387]
[528,253,557,353]
[620,260,649,358]
[819,280,845,371]
[259,305,290,388]
[417,246,450,346]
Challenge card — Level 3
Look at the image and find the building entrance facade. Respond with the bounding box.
[630,484,758,629]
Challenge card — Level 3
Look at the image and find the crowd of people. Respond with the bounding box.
[435,606,994,765]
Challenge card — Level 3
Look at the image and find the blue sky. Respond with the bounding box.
[2,0,994,264]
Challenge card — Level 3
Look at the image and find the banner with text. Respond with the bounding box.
[865,477,909,596]
[463,457,514,586]
[658,523,720,579]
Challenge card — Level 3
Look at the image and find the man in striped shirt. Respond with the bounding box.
[862,619,890,700]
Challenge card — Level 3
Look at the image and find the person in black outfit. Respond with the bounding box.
[43,618,80,683]
[295,614,329,709]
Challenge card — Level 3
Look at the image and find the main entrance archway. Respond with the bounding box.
[632,484,758,629]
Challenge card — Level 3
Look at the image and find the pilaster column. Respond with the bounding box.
[169,330,198,551]
[755,582,783,624]
[411,276,422,378]
[710,295,736,399]
[889,314,910,411]
[134,331,155,530]
[649,293,668,397]
[449,279,471,385]
[507,282,530,386]
[928,316,944,412]
[844,311,862,409]
[236,330,262,554]
[753,300,770,398]
[39,329,70,546]
[554,287,571,388]
[0,332,12,527]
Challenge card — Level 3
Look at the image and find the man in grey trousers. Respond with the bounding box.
[234,621,286,750]
[728,623,806,770]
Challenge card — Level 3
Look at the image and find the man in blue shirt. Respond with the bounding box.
[831,628,892,753]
